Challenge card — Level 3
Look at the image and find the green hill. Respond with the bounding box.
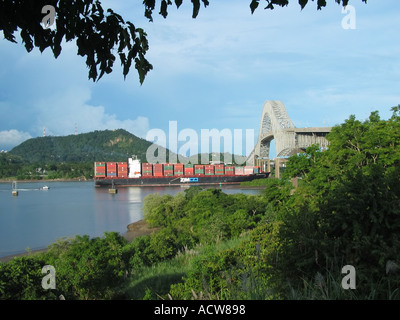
[1,129,251,180]
[9,129,152,164]
[9,129,249,165]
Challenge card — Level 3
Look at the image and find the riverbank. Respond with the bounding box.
[124,219,160,241]
[0,220,157,264]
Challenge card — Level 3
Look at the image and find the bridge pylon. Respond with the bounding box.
[247,100,332,176]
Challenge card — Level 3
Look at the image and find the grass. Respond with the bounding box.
[124,253,191,300]
[123,236,249,300]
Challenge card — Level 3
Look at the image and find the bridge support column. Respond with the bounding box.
[255,158,271,174]
[274,158,288,179]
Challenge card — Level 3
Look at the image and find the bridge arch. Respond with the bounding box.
[247,100,332,166]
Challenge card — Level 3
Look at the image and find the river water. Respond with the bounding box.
[0,181,261,258]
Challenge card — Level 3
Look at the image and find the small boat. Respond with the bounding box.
[40,186,50,190]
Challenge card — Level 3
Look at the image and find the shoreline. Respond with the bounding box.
[0,219,158,264]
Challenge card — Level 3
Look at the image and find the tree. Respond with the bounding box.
[0,0,152,84]
[0,0,367,84]
[44,232,128,299]
[279,109,400,297]
[0,257,58,300]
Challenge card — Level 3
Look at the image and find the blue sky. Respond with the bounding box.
[1,0,399,157]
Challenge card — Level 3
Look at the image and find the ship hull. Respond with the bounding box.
[94,173,269,187]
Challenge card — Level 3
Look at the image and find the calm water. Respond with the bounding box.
[0,181,260,258]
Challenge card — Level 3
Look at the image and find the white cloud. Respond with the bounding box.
[33,86,150,139]
[0,130,32,150]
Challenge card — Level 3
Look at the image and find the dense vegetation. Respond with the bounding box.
[1,108,400,300]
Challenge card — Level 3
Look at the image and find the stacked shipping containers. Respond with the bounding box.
[96,161,261,179]
[117,162,128,178]
[94,162,106,178]
[184,164,194,176]
[163,164,174,177]
[142,163,153,177]
[194,165,204,175]
[204,165,214,176]
[214,164,224,175]
[174,163,184,176]
[107,162,117,177]
[225,166,234,176]
[153,164,163,177]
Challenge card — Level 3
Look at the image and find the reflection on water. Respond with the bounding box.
[0,181,261,258]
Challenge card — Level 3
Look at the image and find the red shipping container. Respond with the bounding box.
[142,172,153,177]
[142,163,153,167]
[107,165,117,172]
[174,164,184,175]
[153,167,163,175]
[184,168,194,175]
[141,163,152,173]
[95,162,106,167]
[117,163,128,177]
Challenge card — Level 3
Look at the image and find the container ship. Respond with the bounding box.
[94,157,269,187]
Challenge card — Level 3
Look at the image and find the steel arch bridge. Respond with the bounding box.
[247,101,332,166]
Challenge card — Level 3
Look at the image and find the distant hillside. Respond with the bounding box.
[9,129,153,164]
[9,129,250,165]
